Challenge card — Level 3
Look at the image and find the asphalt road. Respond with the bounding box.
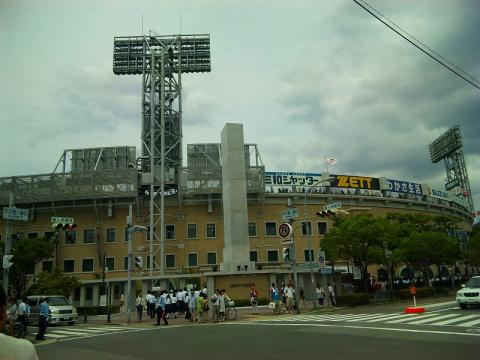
[35,318,479,360]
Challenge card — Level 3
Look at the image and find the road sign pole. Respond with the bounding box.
[126,205,133,325]
[3,193,14,295]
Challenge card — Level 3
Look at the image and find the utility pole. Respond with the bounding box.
[126,205,133,324]
[289,218,300,314]
[2,193,14,295]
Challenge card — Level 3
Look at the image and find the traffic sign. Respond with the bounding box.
[3,254,14,269]
[324,202,342,212]
[297,263,320,270]
[3,207,29,221]
[281,238,293,246]
[279,223,293,238]
[318,251,326,266]
[282,208,299,220]
[51,216,74,224]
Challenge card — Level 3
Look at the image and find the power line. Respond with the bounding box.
[353,0,480,90]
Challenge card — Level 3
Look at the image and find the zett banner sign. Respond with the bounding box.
[332,175,380,190]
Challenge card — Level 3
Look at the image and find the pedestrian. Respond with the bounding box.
[218,290,226,321]
[17,297,28,337]
[135,293,144,322]
[316,284,325,307]
[155,291,168,326]
[250,285,259,314]
[145,291,156,318]
[177,288,185,315]
[284,283,295,314]
[7,297,17,337]
[165,291,172,319]
[195,293,206,323]
[35,297,49,341]
[299,287,305,310]
[0,287,39,360]
[211,289,220,323]
[327,282,336,306]
[188,289,196,322]
[171,290,178,318]
[119,294,125,313]
[269,283,280,315]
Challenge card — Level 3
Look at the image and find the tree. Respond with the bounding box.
[7,236,54,297]
[32,268,80,297]
[322,214,390,292]
[465,226,480,267]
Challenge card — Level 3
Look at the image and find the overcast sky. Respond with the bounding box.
[1,0,479,211]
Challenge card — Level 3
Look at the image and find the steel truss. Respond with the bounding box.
[113,34,211,277]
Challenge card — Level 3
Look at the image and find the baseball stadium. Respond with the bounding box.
[0,34,476,308]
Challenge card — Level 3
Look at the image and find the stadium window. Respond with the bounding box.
[82,259,94,272]
[250,251,258,263]
[301,221,312,236]
[28,232,38,239]
[166,254,176,268]
[248,222,257,237]
[42,260,53,273]
[146,255,156,269]
[265,222,277,236]
[304,249,314,262]
[44,231,55,240]
[187,224,197,239]
[206,223,216,238]
[124,256,129,270]
[106,228,116,243]
[166,224,175,240]
[105,257,115,271]
[317,222,328,235]
[65,230,76,245]
[64,259,75,273]
[267,250,278,262]
[83,229,95,244]
[207,252,217,265]
[187,253,198,267]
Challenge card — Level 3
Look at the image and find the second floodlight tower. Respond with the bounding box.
[113,33,211,275]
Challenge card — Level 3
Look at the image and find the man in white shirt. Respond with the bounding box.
[17,297,28,336]
[145,291,156,319]
[0,288,39,360]
[284,283,295,314]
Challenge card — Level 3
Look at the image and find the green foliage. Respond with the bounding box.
[336,293,370,307]
[76,305,120,316]
[393,287,449,300]
[323,214,390,292]
[465,227,480,266]
[8,236,54,297]
[32,268,80,297]
[231,297,270,307]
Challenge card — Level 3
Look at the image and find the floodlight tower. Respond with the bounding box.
[428,125,475,214]
[113,33,211,276]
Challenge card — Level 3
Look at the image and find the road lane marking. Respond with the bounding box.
[385,313,440,323]
[225,322,480,337]
[433,315,480,326]
[405,313,459,325]
[458,318,480,327]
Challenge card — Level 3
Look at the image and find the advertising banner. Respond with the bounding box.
[384,179,422,195]
[331,175,380,190]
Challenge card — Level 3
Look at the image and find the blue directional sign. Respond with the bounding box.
[2,207,29,221]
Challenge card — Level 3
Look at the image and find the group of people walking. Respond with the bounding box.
[134,287,232,325]
[316,282,336,307]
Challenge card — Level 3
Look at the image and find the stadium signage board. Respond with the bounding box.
[332,175,380,190]
[385,179,422,195]
[265,172,323,188]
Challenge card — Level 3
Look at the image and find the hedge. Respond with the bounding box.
[336,293,370,307]
[231,297,270,307]
[76,305,120,316]
[393,287,449,300]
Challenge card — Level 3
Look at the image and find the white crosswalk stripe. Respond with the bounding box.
[36,326,139,340]
[259,312,480,328]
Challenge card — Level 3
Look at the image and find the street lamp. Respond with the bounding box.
[303,175,334,309]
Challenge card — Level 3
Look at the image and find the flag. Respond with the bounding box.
[326,157,337,165]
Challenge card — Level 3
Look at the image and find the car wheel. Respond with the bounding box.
[459,303,467,309]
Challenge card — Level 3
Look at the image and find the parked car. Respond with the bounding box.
[27,295,79,325]
[456,276,480,309]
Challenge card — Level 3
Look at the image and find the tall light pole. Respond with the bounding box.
[303,176,333,309]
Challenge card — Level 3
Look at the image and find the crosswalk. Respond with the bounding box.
[260,312,480,328]
[36,325,142,341]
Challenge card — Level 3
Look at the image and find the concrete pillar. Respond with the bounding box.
[220,123,254,272]
[93,285,99,306]
[80,286,86,307]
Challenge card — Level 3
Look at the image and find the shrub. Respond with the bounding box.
[76,305,120,316]
[231,297,270,307]
[336,293,370,307]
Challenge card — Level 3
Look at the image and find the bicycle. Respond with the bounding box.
[225,300,237,321]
